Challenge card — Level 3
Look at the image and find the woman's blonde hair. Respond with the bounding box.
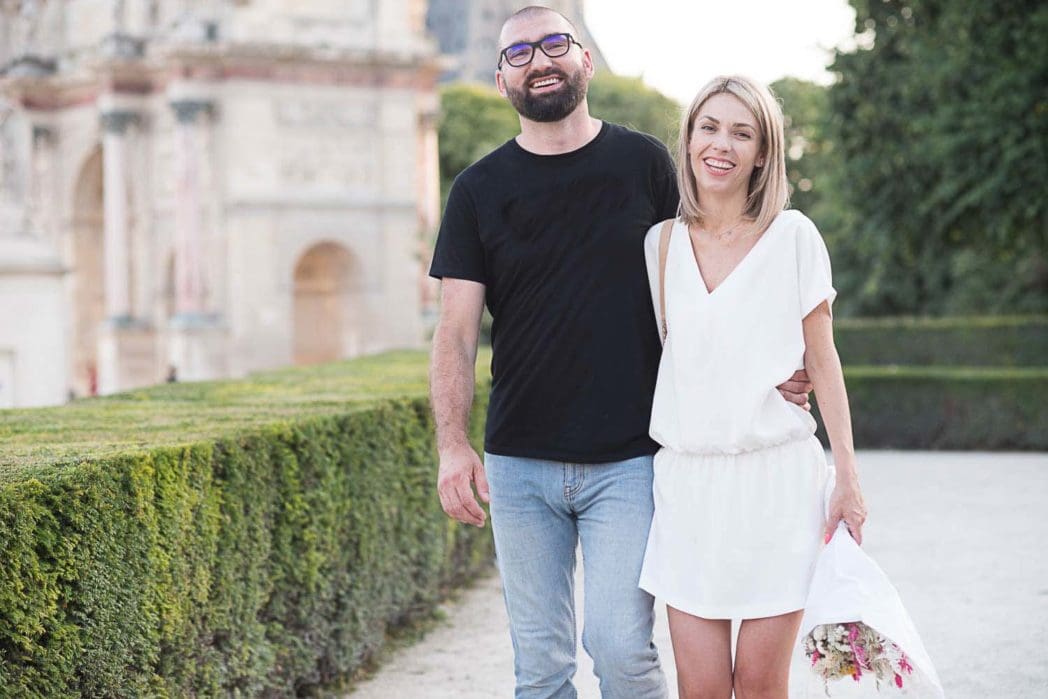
[676,75,789,235]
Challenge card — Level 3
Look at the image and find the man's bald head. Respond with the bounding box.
[499,6,579,49]
[495,5,592,123]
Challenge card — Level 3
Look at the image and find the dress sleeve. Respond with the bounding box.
[644,221,667,342]
[796,215,837,318]
[428,175,486,284]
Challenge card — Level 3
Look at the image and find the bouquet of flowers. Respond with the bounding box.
[799,519,943,698]
[804,621,915,694]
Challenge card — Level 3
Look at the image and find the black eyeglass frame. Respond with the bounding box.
[497,32,583,69]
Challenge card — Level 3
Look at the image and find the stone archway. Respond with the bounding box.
[292,241,357,365]
[70,146,104,396]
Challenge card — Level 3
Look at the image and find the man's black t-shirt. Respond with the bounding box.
[429,122,680,463]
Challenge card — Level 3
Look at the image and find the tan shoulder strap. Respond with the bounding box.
[657,218,674,342]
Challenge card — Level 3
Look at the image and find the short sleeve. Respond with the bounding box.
[796,216,837,318]
[428,175,486,284]
[651,141,680,221]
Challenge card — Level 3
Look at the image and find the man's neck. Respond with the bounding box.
[515,103,602,155]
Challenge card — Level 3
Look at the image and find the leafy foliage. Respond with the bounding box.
[437,83,519,204]
[823,0,1048,314]
[814,365,1048,450]
[772,77,868,316]
[834,315,1048,366]
[0,327,1042,695]
[0,353,493,697]
[813,315,1047,450]
[587,74,681,149]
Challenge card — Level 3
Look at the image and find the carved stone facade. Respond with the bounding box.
[0,0,439,408]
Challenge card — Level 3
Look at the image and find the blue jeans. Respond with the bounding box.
[484,453,667,699]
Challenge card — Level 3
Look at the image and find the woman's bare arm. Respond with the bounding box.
[802,301,868,543]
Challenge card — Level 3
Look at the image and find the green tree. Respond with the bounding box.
[827,0,1048,314]
[771,78,836,224]
[772,77,864,316]
[587,74,680,148]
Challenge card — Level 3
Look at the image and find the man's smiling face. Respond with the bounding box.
[496,11,593,123]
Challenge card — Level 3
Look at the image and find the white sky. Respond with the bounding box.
[584,0,859,103]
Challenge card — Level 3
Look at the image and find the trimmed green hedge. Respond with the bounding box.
[834,315,1048,366]
[814,366,1048,450]
[0,348,1039,694]
[0,352,493,697]
[826,317,1047,448]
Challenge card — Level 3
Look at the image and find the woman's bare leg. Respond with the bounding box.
[733,609,803,699]
[666,605,732,699]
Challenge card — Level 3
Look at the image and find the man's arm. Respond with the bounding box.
[430,278,489,527]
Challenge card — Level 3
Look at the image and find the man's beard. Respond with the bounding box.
[505,67,587,123]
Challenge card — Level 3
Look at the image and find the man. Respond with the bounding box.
[429,7,809,698]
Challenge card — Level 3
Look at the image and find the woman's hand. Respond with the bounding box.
[825,473,868,545]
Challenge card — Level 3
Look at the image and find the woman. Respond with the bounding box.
[638,75,868,698]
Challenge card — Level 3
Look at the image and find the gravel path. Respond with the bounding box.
[348,451,1048,698]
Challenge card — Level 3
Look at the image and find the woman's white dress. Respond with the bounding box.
[638,209,836,620]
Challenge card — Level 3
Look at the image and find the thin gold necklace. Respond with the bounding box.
[697,215,749,243]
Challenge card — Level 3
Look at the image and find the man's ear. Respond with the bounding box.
[583,48,595,79]
[495,69,508,97]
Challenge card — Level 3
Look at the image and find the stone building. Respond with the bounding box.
[427,0,608,84]
[0,0,440,408]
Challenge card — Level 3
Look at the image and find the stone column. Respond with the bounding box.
[28,125,57,247]
[167,98,226,382]
[417,108,440,236]
[0,111,68,408]
[0,103,27,236]
[100,109,136,321]
[417,107,441,326]
[97,109,155,395]
[171,99,211,316]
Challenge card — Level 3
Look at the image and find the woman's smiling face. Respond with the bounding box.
[688,93,764,199]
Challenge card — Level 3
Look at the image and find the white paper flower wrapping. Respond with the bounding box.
[798,516,945,697]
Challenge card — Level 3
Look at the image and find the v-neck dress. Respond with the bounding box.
[637,210,836,620]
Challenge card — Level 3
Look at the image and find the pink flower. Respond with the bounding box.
[895,673,904,688]
[846,623,869,669]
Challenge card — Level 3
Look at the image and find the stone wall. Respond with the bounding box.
[0,1,439,407]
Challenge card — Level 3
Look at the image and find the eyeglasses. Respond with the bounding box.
[498,32,582,69]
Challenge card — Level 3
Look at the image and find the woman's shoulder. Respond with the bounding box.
[644,217,679,258]
[770,209,826,248]
[773,208,818,232]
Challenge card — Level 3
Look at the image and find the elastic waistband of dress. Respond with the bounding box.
[657,432,821,459]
